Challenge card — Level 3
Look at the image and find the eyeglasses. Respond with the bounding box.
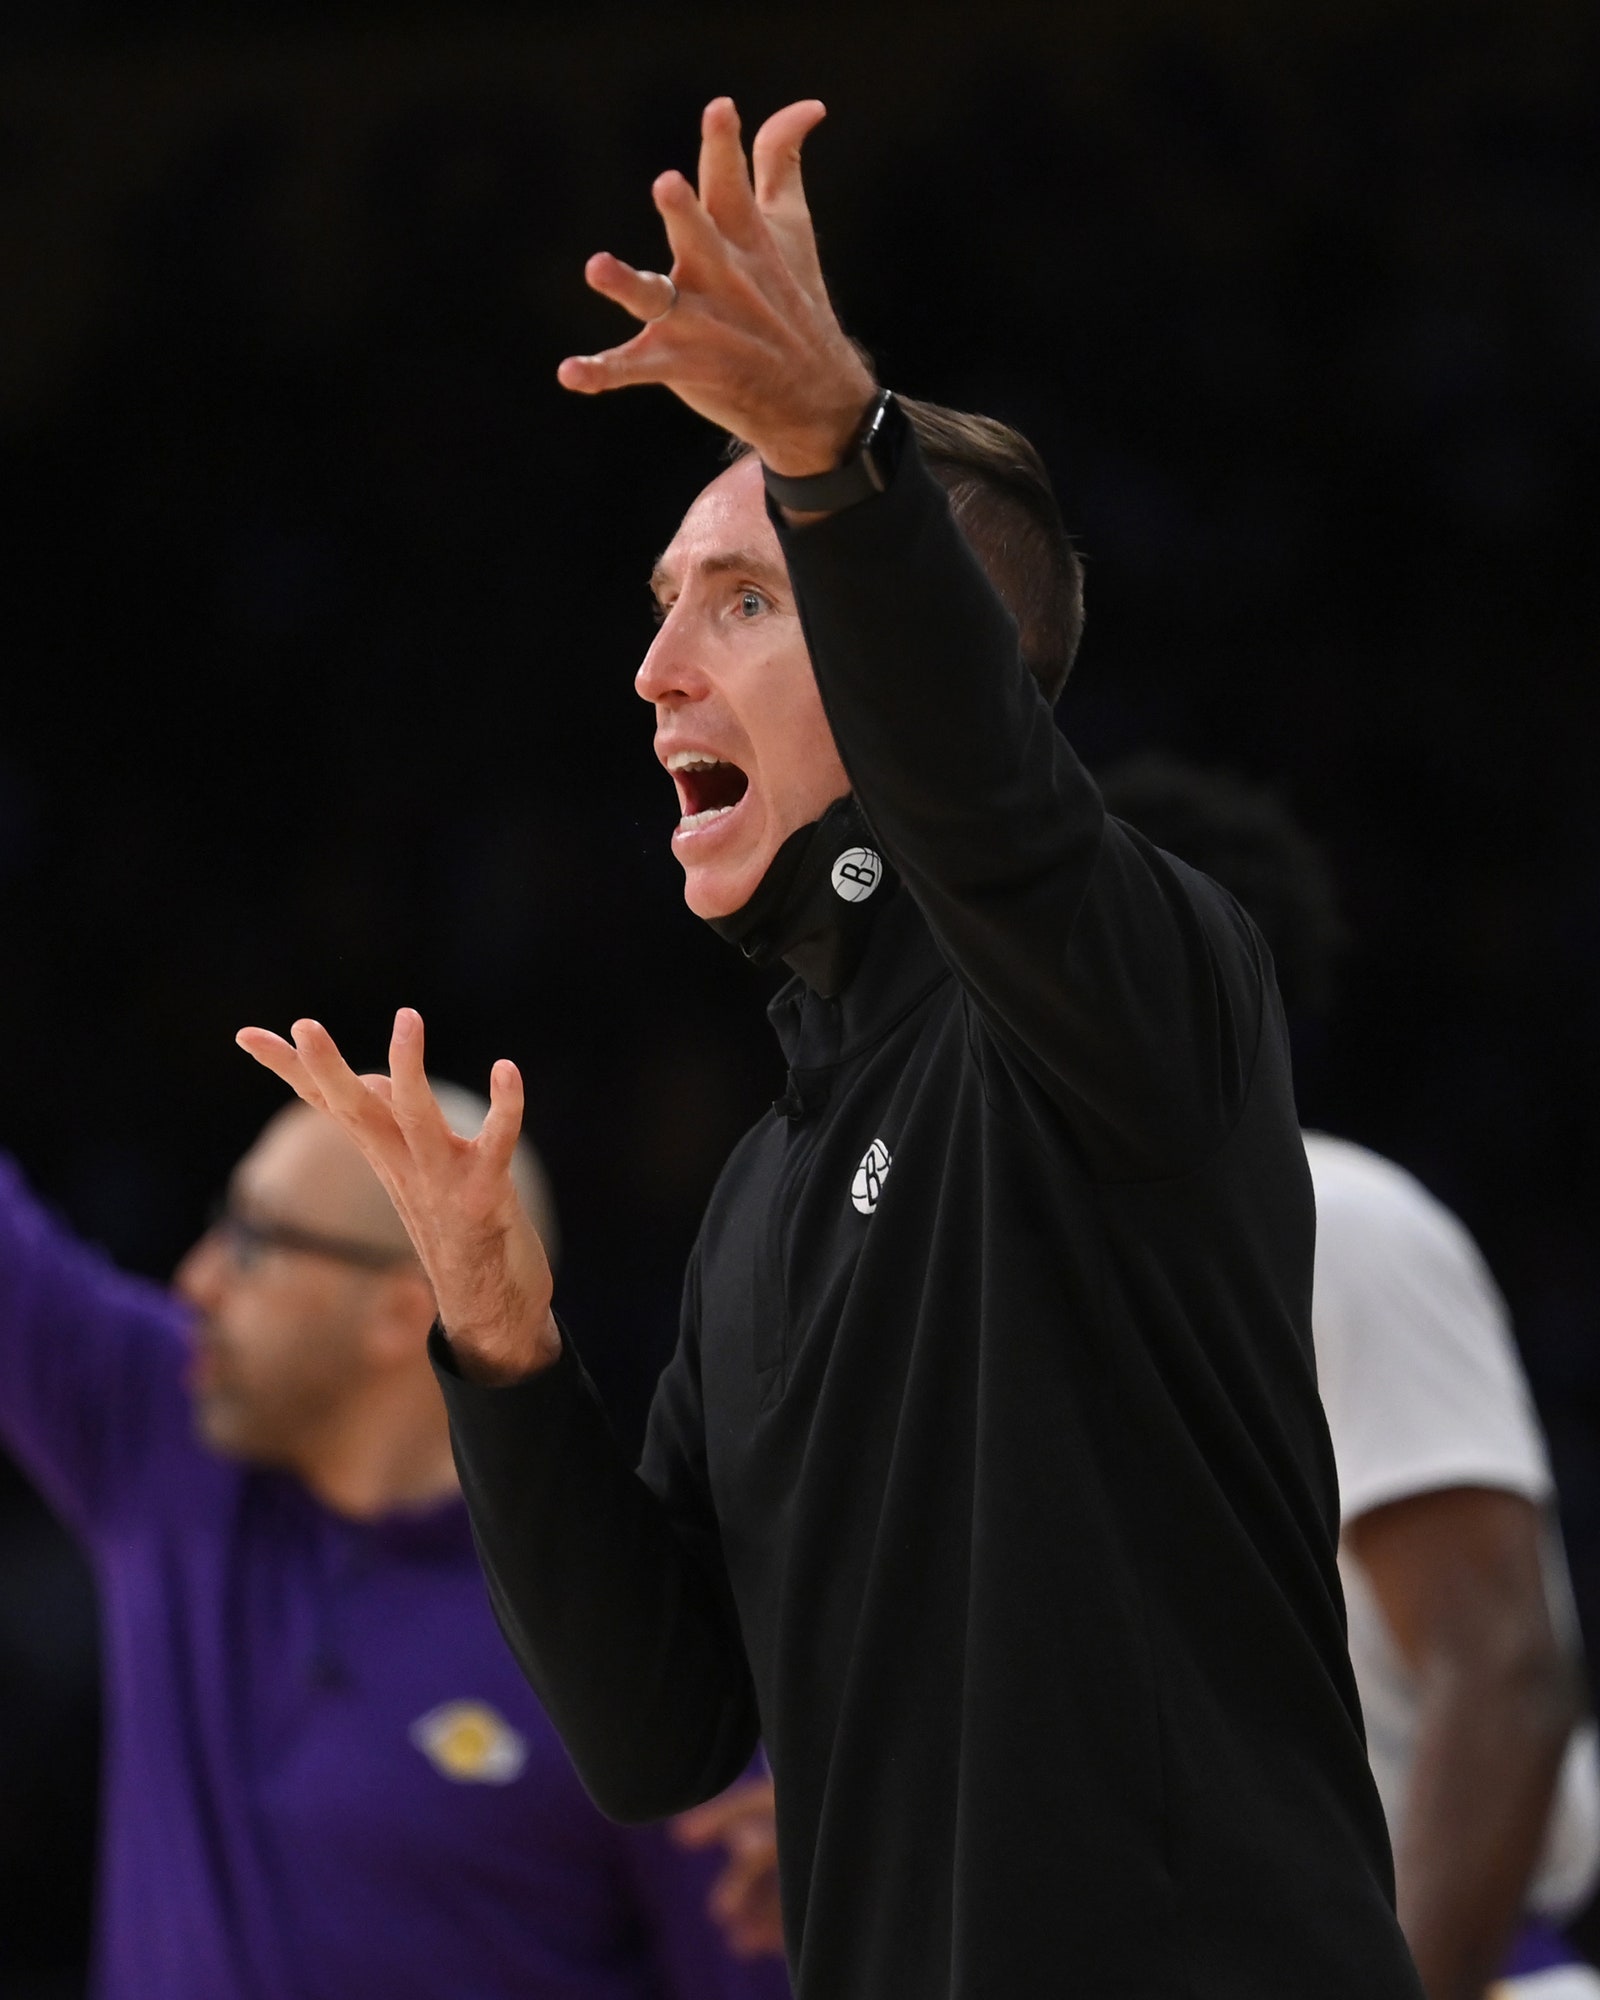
[205,1200,414,1275]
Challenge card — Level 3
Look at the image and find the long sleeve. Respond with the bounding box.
[431,1277,760,1825]
[0,1151,190,1536]
[772,431,1267,1180]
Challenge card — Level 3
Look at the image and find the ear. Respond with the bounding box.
[362,1264,441,1366]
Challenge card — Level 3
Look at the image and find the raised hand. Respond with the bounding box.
[236,1010,559,1385]
[557,96,877,478]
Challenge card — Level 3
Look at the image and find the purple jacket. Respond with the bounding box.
[0,1155,790,2000]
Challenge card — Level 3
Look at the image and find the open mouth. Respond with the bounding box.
[667,752,751,832]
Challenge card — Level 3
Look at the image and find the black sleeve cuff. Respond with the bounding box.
[427,1316,585,1408]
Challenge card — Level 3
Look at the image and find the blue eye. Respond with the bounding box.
[737,589,765,618]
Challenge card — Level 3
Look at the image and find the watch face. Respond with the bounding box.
[861,390,902,487]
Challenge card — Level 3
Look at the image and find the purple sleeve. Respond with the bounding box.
[614,1802,793,2000]
[0,1152,191,1536]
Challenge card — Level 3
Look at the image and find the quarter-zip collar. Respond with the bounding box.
[707,796,950,1105]
[765,882,948,1077]
[707,795,889,1000]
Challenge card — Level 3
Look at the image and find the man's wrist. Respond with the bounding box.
[763,389,901,522]
[445,1309,562,1387]
[751,371,881,480]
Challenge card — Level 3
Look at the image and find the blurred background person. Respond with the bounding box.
[1099,754,1600,2000]
[0,1085,790,2000]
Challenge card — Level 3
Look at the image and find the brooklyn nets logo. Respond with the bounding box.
[831,847,883,904]
[851,1138,892,1215]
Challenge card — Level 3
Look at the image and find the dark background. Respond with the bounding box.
[2,1,1598,1988]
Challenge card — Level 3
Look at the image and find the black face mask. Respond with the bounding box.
[706,795,894,999]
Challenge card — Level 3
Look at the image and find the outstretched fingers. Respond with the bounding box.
[751,99,827,209]
[293,1019,415,1170]
[557,329,669,396]
[386,1007,459,1168]
[697,97,760,246]
[558,168,727,395]
[237,1018,409,1176]
[583,251,677,324]
[558,94,859,449]
[651,167,730,279]
[476,1058,526,1182]
[235,1027,328,1112]
[751,101,828,292]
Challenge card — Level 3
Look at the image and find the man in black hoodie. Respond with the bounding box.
[240,98,1423,2000]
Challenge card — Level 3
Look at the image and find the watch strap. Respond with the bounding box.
[761,389,897,513]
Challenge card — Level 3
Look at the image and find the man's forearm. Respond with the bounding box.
[1395,1650,1578,1999]
[432,1327,760,1824]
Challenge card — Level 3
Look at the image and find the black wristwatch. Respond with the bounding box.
[761,389,900,514]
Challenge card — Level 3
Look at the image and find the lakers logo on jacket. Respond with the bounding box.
[410,1700,529,1784]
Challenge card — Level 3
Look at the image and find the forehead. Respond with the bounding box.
[652,455,785,587]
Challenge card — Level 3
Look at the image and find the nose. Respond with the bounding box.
[634,612,706,707]
[174,1227,229,1309]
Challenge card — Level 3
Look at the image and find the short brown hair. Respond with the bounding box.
[730,396,1085,703]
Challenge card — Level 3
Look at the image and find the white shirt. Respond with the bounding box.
[1306,1130,1600,1919]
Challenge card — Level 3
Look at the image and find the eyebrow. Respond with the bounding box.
[648,548,791,599]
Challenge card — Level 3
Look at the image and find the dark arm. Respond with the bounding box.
[1347,1486,1579,2000]
[431,1304,760,1825]
[242,1015,758,1824]
[774,426,1265,1180]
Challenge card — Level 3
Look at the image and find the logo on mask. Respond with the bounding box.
[831,847,883,904]
[851,1138,892,1215]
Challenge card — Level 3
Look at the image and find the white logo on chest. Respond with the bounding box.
[831,847,883,903]
[851,1138,892,1215]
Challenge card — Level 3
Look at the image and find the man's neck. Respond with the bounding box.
[293,1396,461,1523]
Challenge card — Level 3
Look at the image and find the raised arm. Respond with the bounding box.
[237,1011,759,1817]
[563,97,1265,1176]
[0,1151,190,1534]
[772,442,1265,1174]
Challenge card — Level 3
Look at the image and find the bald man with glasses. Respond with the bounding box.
[0,1092,788,2000]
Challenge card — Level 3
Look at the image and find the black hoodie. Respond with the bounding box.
[433,407,1422,2000]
